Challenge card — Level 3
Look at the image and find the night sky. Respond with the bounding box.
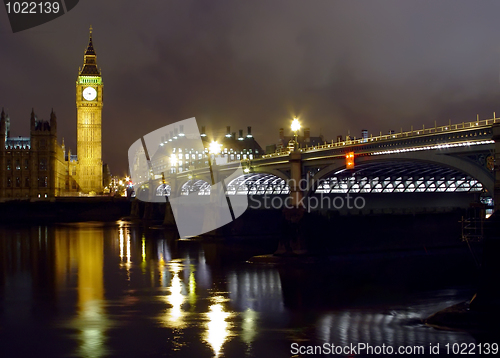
[2,1,500,175]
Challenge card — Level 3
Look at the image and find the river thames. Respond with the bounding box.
[0,222,483,357]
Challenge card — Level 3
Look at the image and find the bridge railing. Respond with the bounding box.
[262,116,500,158]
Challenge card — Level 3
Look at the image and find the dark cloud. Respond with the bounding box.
[1,0,500,174]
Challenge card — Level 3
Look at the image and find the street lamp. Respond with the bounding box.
[291,117,300,150]
[207,141,222,185]
[209,141,222,155]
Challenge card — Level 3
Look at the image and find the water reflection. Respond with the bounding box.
[318,307,474,353]
[163,261,187,329]
[205,296,232,357]
[228,269,284,312]
[241,308,258,347]
[55,224,110,358]
[0,223,480,358]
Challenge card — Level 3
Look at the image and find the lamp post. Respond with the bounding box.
[209,141,222,159]
[208,141,222,185]
[291,117,301,151]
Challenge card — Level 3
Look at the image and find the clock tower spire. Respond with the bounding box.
[76,26,103,194]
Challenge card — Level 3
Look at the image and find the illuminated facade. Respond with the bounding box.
[0,109,68,199]
[76,26,103,194]
[150,126,263,176]
[0,28,104,199]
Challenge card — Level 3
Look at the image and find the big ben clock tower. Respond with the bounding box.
[76,26,103,194]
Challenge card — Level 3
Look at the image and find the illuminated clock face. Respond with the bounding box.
[83,87,97,101]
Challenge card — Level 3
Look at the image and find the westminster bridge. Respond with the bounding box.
[131,116,500,213]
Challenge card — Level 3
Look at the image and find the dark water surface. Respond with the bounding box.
[0,222,484,357]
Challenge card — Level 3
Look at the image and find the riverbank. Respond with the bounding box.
[0,197,131,223]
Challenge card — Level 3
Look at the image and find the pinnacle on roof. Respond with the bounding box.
[84,25,96,56]
[80,26,101,76]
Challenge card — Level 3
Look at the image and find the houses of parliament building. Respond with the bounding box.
[0,28,103,200]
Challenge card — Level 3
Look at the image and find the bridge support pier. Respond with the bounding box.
[275,150,308,255]
[163,201,176,227]
[470,124,500,311]
[130,199,142,219]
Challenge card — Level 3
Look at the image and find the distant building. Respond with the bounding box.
[144,125,264,175]
[0,28,105,200]
[275,127,325,152]
[149,126,263,175]
[362,129,368,140]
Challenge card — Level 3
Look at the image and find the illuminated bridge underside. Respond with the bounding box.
[227,173,290,195]
[316,161,483,194]
[180,179,211,196]
[156,184,171,197]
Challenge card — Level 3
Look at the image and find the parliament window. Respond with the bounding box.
[39,158,47,171]
[24,159,29,170]
[6,160,11,170]
[38,177,47,188]
[15,177,20,187]
[25,177,30,187]
[7,177,12,187]
[15,160,20,170]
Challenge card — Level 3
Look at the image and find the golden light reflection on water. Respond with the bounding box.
[119,228,132,281]
[204,296,233,358]
[157,260,190,330]
[142,235,146,262]
[241,308,258,346]
[188,269,197,310]
[55,225,110,358]
[167,262,186,327]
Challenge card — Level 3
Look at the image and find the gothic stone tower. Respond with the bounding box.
[76,26,103,194]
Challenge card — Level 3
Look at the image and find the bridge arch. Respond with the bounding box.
[313,152,493,195]
[179,179,211,196]
[226,173,290,195]
[155,183,171,197]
